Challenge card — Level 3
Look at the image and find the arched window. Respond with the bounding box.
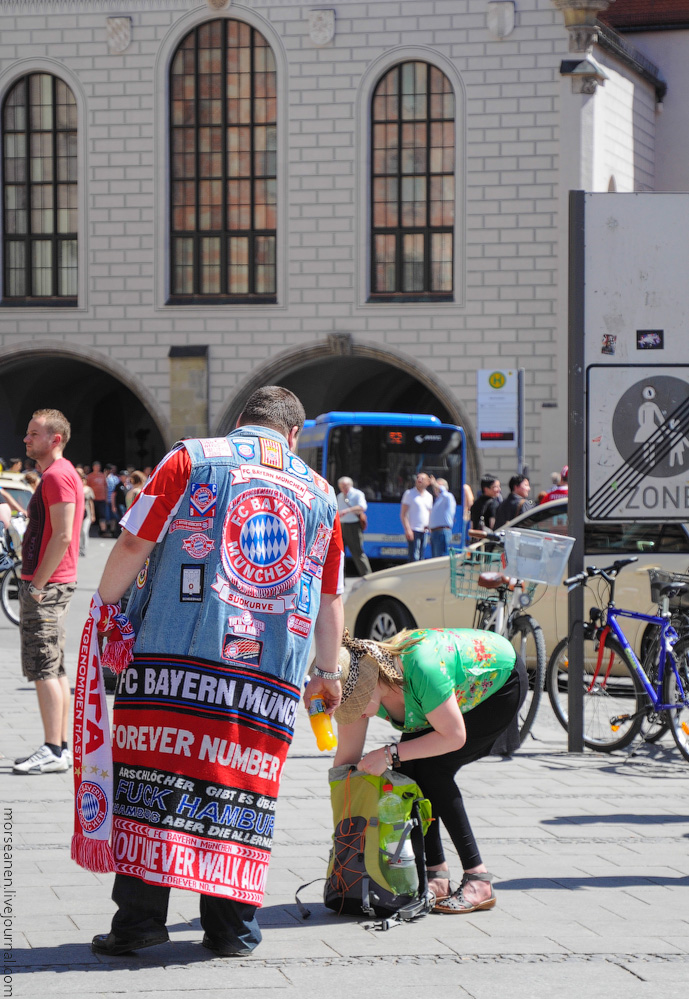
[2,73,78,304]
[370,61,455,301]
[170,19,277,303]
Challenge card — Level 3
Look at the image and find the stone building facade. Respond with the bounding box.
[0,0,683,486]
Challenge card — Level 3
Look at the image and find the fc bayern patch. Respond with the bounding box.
[76,782,108,833]
[181,533,216,560]
[220,487,305,598]
[221,634,263,666]
[190,482,217,518]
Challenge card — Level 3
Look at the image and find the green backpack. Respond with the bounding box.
[322,765,434,928]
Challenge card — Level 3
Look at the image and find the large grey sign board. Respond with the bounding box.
[583,193,689,521]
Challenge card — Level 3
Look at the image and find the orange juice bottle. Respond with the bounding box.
[309,696,337,751]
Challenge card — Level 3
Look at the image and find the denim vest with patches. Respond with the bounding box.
[125,426,338,688]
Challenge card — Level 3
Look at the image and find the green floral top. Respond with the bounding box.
[378,628,516,733]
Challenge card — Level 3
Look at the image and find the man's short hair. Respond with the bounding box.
[481,474,498,492]
[238,386,306,439]
[338,476,353,489]
[33,409,71,448]
[509,473,529,492]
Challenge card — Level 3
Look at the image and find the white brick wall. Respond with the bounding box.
[0,0,670,488]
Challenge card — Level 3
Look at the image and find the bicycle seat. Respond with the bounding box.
[478,571,517,590]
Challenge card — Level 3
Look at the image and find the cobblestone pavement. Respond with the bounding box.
[2,540,688,998]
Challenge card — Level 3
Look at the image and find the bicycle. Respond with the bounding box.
[0,527,22,626]
[546,557,689,760]
[450,531,547,743]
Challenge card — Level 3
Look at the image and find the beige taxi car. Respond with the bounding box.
[343,499,689,662]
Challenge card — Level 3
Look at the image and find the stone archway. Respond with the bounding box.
[0,344,168,470]
[215,334,479,482]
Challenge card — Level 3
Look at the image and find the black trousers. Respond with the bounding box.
[110,873,262,951]
[399,658,526,871]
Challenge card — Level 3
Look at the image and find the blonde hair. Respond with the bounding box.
[341,628,425,690]
[33,408,71,448]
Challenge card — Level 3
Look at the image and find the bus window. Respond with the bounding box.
[327,425,463,503]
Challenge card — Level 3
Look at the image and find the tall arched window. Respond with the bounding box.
[2,74,78,304]
[170,19,277,303]
[371,62,454,301]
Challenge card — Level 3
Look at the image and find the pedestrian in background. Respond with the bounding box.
[79,471,95,557]
[125,470,146,509]
[86,461,108,536]
[543,465,568,504]
[400,472,433,561]
[470,475,501,531]
[494,474,532,529]
[337,476,372,576]
[428,476,456,557]
[13,409,84,775]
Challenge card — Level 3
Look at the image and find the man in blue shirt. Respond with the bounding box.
[428,477,456,557]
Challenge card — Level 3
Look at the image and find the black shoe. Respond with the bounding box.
[201,933,254,957]
[91,931,169,955]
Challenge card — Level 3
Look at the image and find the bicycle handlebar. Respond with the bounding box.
[563,556,638,589]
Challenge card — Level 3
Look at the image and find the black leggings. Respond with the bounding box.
[398,658,526,871]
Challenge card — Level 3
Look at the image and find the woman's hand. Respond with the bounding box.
[357,746,389,776]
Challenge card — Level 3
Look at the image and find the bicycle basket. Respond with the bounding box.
[503,529,574,585]
[449,547,504,599]
[647,568,689,605]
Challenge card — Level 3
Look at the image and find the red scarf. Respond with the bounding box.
[71,594,135,873]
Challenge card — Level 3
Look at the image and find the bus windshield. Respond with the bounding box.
[326,424,463,503]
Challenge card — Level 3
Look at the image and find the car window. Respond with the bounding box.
[508,499,689,555]
[584,520,689,554]
[511,505,569,536]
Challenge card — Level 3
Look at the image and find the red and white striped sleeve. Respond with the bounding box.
[321,513,345,596]
[120,446,192,543]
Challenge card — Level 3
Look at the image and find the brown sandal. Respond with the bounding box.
[433,871,496,914]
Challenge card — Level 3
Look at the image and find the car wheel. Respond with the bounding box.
[361,599,415,642]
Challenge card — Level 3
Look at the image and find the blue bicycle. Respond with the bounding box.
[546,557,689,759]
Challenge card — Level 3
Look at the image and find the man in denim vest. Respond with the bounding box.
[90,386,345,959]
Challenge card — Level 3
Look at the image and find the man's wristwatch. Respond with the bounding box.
[28,583,44,600]
[310,665,343,681]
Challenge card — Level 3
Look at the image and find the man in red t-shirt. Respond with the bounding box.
[13,409,84,775]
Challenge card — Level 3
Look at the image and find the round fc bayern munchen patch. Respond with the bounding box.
[221,487,305,597]
[76,782,109,833]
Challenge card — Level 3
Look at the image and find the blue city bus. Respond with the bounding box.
[297,412,466,561]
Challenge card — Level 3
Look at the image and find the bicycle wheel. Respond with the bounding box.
[507,614,546,743]
[0,562,21,625]
[662,636,689,763]
[546,634,644,751]
[639,633,670,743]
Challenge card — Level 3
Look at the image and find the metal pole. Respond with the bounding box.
[518,368,525,474]
[567,190,586,753]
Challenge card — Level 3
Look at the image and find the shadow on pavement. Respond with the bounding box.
[542,813,689,825]
[497,874,689,891]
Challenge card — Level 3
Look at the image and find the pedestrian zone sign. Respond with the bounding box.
[587,365,689,521]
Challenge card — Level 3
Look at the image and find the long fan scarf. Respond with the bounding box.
[71,594,135,873]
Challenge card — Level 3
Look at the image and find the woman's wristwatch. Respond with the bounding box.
[310,665,343,681]
[387,743,402,769]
